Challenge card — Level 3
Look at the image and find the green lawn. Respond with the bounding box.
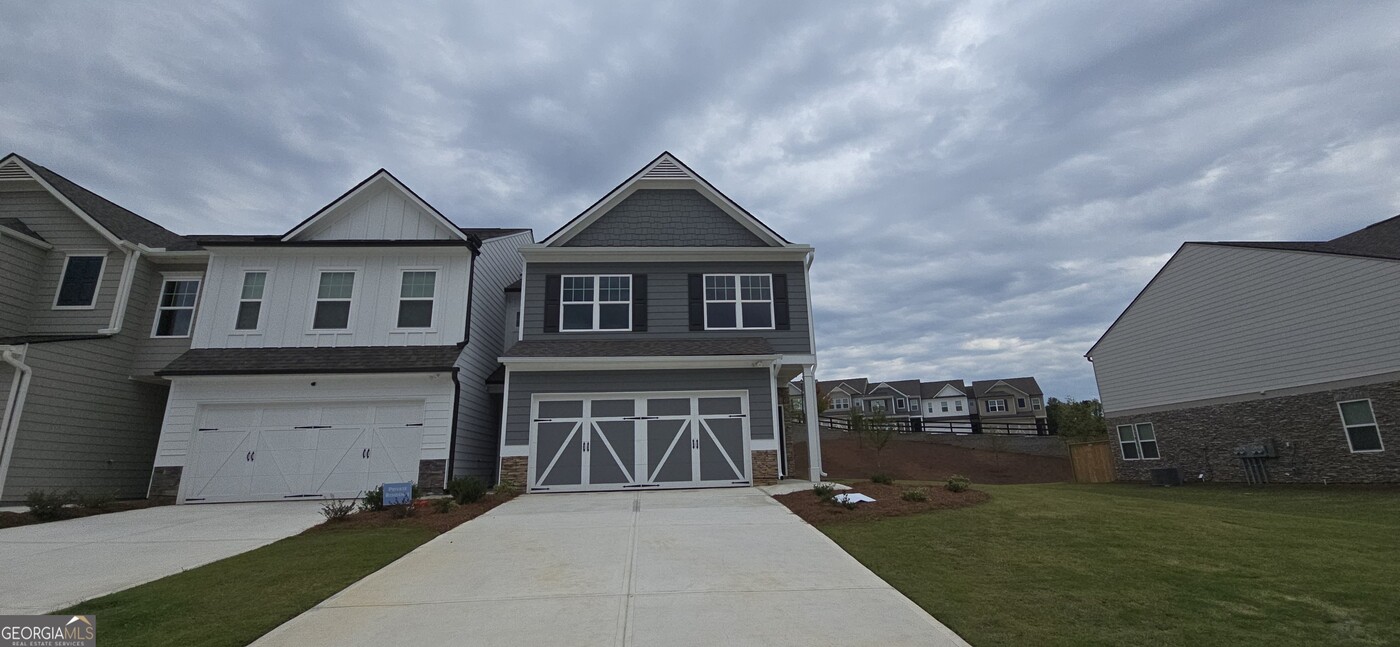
[820,483,1400,647]
[60,527,435,647]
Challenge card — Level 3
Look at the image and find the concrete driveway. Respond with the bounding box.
[0,502,324,614]
[254,488,969,647]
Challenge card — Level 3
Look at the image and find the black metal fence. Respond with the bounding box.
[817,415,1050,436]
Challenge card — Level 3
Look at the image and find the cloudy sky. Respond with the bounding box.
[4,1,1399,399]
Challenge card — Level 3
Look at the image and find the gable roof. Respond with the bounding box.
[817,378,869,397]
[867,379,921,398]
[2,153,199,251]
[158,345,463,376]
[0,217,45,242]
[541,152,792,247]
[281,169,470,242]
[1088,214,1400,357]
[971,377,1042,398]
[920,380,967,398]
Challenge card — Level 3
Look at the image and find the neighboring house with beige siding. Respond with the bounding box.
[1087,215,1400,483]
[0,153,208,502]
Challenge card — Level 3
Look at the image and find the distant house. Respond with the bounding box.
[805,375,1045,433]
[1087,216,1400,483]
[971,378,1046,430]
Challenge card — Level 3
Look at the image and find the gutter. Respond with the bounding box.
[99,245,141,335]
[0,345,34,501]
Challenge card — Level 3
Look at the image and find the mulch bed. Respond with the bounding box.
[0,499,166,529]
[307,491,518,535]
[800,436,1071,484]
[775,482,990,525]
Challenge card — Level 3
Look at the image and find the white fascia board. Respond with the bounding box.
[0,225,54,250]
[498,355,782,372]
[520,245,813,263]
[6,157,125,248]
[206,244,472,257]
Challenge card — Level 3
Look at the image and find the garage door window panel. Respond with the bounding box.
[699,418,745,481]
[647,419,694,483]
[589,421,636,484]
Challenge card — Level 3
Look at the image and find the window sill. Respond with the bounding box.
[52,305,98,311]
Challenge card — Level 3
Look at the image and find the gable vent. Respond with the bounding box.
[0,160,31,181]
[641,157,690,180]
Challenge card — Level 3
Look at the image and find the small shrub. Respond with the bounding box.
[838,497,859,510]
[359,487,385,512]
[494,479,522,497]
[446,476,487,504]
[320,498,356,521]
[390,503,416,519]
[946,475,972,493]
[26,490,73,521]
[811,483,837,501]
[75,489,115,510]
[432,497,454,514]
[901,488,929,502]
[871,473,894,485]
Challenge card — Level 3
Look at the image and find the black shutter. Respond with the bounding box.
[773,273,790,330]
[543,274,561,333]
[688,274,704,331]
[632,274,647,332]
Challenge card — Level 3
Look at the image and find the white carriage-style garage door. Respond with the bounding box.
[183,401,426,503]
[529,391,752,492]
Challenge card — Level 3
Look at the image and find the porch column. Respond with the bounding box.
[802,365,823,482]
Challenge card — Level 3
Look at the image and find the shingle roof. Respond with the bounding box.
[0,334,110,345]
[1202,214,1400,262]
[971,377,1043,397]
[157,345,463,376]
[462,227,531,241]
[502,337,775,358]
[919,380,967,398]
[0,218,44,241]
[13,154,200,251]
[816,378,869,396]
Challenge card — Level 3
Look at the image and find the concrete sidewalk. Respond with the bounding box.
[0,502,324,614]
[254,488,968,646]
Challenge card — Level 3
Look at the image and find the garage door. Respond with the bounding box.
[529,391,751,492]
[184,402,425,503]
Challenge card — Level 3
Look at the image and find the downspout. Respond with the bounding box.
[446,367,462,486]
[0,346,34,502]
[99,246,141,335]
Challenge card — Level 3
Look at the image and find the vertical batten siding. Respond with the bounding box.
[503,368,774,446]
[453,232,529,479]
[521,261,811,354]
[298,184,456,241]
[191,248,472,349]
[0,236,44,336]
[1,190,120,335]
[1093,245,1400,414]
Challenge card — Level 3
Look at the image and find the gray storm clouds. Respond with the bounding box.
[3,1,1399,398]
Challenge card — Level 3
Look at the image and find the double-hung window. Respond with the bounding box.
[956,400,964,412]
[909,398,919,411]
[895,397,907,409]
[235,272,266,331]
[870,400,886,412]
[397,270,437,329]
[561,275,631,331]
[704,274,773,329]
[1032,397,1042,411]
[941,401,950,413]
[1118,423,1160,460]
[54,254,106,308]
[833,397,849,410]
[1338,400,1385,453]
[152,277,201,337]
[313,271,355,330]
[1017,397,1028,409]
[986,399,1007,413]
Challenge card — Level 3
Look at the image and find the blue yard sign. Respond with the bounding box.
[382,482,413,506]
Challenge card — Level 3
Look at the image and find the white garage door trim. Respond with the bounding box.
[528,390,752,493]
[182,401,427,503]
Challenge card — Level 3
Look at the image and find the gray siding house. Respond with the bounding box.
[1088,216,1400,483]
[0,153,206,502]
[498,152,823,492]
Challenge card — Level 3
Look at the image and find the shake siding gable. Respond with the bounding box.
[562,189,768,247]
[1093,244,1400,414]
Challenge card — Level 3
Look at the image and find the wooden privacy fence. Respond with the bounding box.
[1066,439,1115,483]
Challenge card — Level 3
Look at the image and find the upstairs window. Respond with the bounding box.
[956,400,964,412]
[152,277,200,337]
[1338,400,1385,453]
[941,401,950,412]
[1017,397,1027,409]
[704,274,773,329]
[561,275,631,331]
[1032,397,1042,411]
[397,270,437,329]
[1118,423,1160,460]
[833,397,850,410]
[986,399,1007,413]
[235,272,266,331]
[313,271,355,330]
[54,254,106,308]
[909,398,920,411]
[870,400,886,412]
[895,397,907,409]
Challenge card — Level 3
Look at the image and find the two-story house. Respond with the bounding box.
[1088,216,1400,483]
[0,153,207,502]
[145,169,527,503]
[495,153,823,492]
[971,378,1047,431]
